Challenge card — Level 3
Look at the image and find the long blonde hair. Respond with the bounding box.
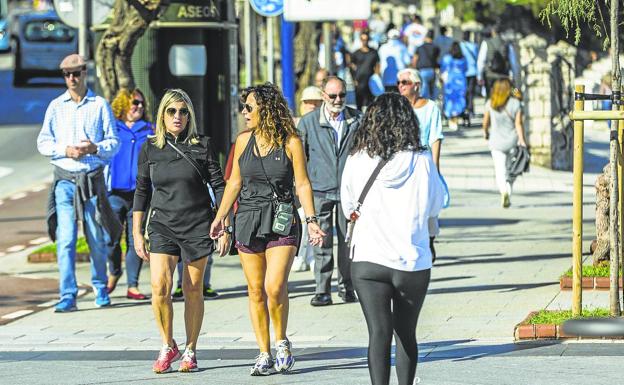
[490,78,512,110]
[152,89,199,148]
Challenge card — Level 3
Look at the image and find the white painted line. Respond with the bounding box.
[6,245,26,252]
[1,310,33,320]
[30,185,48,192]
[37,300,58,308]
[29,237,50,245]
[0,166,13,179]
[9,192,27,200]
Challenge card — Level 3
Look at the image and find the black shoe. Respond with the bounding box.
[338,290,358,303]
[310,293,332,306]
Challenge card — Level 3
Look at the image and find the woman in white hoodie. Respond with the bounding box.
[341,93,444,385]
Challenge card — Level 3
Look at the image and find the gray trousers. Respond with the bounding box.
[313,195,352,294]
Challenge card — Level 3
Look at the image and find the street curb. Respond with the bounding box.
[28,251,90,263]
[559,276,623,290]
[514,311,624,341]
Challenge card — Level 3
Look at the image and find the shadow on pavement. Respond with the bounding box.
[427,282,554,295]
[434,253,568,268]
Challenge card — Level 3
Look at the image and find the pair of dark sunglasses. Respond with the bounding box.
[63,70,82,78]
[132,99,144,106]
[241,103,254,113]
[325,92,346,100]
[165,107,190,117]
[397,80,414,86]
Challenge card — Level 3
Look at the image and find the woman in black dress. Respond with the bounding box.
[133,89,230,374]
[210,83,324,376]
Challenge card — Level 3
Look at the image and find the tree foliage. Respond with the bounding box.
[539,0,608,49]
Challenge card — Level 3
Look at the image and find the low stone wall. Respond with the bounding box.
[520,35,576,170]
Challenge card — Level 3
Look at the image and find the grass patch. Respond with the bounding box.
[31,236,126,255]
[562,262,621,278]
[527,308,611,325]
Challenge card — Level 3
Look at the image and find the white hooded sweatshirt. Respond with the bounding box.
[340,150,444,272]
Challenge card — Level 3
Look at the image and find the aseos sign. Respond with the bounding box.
[283,0,371,21]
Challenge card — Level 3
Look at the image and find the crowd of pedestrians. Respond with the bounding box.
[36,5,530,380]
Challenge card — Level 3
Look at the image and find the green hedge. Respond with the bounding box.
[562,263,621,278]
[32,236,126,255]
[527,309,611,325]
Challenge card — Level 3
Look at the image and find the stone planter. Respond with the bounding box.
[515,311,624,340]
[28,252,91,263]
[559,276,623,290]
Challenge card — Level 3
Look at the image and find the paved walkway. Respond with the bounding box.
[0,106,618,384]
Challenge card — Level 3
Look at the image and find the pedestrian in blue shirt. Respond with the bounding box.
[37,54,120,313]
[105,88,153,300]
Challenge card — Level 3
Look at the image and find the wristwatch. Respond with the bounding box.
[224,225,234,235]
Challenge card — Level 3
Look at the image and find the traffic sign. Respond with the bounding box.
[249,0,283,17]
[284,0,371,21]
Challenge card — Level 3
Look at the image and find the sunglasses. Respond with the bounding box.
[241,103,254,113]
[63,70,82,78]
[325,92,346,100]
[397,80,414,86]
[132,99,144,106]
[165,107,190,118]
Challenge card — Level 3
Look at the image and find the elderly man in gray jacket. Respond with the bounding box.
[297,76,363,306]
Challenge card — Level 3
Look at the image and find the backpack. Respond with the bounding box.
[488,42,509,75]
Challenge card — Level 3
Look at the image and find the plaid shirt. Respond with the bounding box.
[37,89,119,172]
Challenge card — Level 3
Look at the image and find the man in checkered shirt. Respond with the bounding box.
[37,54,120,313]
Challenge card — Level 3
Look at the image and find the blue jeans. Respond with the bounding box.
[55,180,109,300]
[419,68,436,99]
[107,192,143,288]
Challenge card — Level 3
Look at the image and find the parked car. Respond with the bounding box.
[12,11,77,86]
[0,17,8,52]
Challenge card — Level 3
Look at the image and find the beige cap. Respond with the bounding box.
[59,54,86,70]
[300,86,323,101]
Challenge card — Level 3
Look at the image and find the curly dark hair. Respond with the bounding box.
[350,93,424,160]
[240,83,298,148]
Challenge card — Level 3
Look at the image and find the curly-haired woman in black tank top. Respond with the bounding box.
[210,83,324,376]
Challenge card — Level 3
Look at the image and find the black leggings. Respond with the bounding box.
[352,261,430,385]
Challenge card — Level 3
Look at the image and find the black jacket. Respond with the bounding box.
[134,132,225,237]
[297,105,362,199]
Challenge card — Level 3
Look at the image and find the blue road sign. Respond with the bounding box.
[249,0,283,17]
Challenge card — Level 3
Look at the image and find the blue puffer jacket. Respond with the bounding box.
[108,119,153,191]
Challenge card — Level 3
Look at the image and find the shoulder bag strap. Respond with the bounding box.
[252,135,282,201]
[166,139,217,208]
[354,159,389,214]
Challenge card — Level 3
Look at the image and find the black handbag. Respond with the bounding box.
[253,138,295,236]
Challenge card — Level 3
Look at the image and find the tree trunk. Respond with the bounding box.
[594,163,610,265]
[95,0,161,101]
[293,22,320,115]
[608,0,621,316]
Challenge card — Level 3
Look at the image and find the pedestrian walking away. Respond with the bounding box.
[209,83,325,376]
[106,88,153,300]
[413,31,440,100]
[297,76,363,306]
[132,89,230,374]
[397,68,445,262]
[37,53,121,313]
[440,42,468,130]
[482,78,527,208]
[341,93,444,385]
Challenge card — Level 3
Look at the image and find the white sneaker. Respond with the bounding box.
[250,352,275,376]
[274,339,295,373]
[292,256,309,272]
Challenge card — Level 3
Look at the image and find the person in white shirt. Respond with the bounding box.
[341,93,444,385]
[377,29,411,91]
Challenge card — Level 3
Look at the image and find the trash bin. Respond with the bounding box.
[94,0,238,156]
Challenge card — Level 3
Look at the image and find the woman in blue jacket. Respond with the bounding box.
[106,88,153,299]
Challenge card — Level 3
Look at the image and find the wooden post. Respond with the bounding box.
[572,84,585,316]
[619,103,624,311]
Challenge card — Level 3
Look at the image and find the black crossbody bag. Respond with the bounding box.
[253,138,295,236]
[166,139,217,211]
[345,159,388,249]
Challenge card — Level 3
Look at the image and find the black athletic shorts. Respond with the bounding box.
[147,227,214,263]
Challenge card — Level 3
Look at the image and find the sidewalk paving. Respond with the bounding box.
[0,106,620,384]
